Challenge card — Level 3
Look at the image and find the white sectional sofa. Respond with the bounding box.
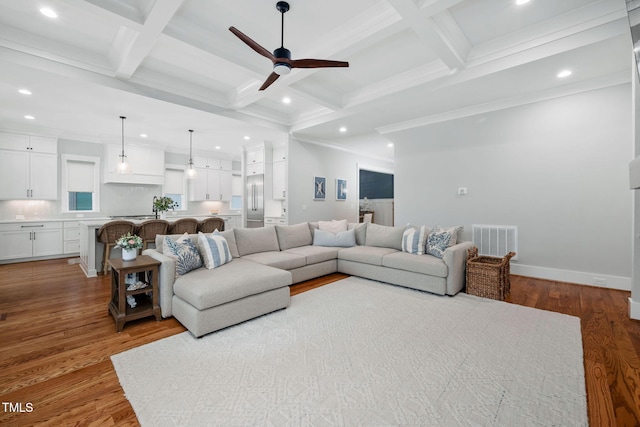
[144,221,473,337]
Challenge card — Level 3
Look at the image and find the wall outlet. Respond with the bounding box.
[457,187,468,195]
[593,278,607,286]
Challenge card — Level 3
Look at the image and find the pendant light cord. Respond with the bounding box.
[120,116,126,159]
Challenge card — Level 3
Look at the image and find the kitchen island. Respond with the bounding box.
[78,215,240,277]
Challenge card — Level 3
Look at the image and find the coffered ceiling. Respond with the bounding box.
[0,0,631,160]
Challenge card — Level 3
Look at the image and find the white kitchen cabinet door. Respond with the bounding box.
[220,170,232,201]
[32,229,63,257]
[29,152,58,199]
[0,230,33,259]
[0,150,30,199]
[272,161,286,200]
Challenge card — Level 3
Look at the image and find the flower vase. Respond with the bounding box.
[122,248,137,261]
[160,211,167,220]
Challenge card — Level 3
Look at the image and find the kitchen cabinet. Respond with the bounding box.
[272,160,286,200]
[264,216,287,225]
[0,222,63,260]
[246,149,264,165]
[189,168,232,201]
[63,221,81,254]
[0,133,58,200]
[193,156,232,170]
[103,144,165,185]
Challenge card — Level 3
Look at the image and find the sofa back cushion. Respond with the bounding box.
[348,222,367,246]
[275,222,312,251]
[218,229,240,258]
[234,226,280,256]
[365,223,405,250]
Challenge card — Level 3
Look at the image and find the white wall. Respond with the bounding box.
[288,139,393,225]
[390,84,633,289]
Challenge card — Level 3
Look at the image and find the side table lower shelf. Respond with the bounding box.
[108,255,161,332]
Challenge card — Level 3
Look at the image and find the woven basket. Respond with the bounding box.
[466,246,516,301]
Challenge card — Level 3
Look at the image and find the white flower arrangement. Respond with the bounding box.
[114,232,143,250]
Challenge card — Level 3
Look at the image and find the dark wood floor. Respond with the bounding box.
[0,258,639,426]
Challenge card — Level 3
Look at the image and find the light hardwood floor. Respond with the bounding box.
[0,258,639,426]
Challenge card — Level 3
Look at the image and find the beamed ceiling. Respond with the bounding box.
[0,0,632,160]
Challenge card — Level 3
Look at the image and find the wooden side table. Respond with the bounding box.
[108,255,161,332]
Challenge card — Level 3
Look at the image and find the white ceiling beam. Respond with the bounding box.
[385,0,469,69]
[113,0,186,79]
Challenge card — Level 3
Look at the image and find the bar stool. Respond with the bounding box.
[168,218,198,235]
[198,217,225,233]
[97,220,136,275]
[136,219,169,250]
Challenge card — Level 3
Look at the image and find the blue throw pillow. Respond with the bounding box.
[402,225,428,255]
[197,232,232,269]
[163,233,203,277]
[426,229,452,259]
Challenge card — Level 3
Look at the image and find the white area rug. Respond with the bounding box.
[111,277,587,426]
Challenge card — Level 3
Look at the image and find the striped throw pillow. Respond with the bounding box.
[197,231,232,269]
[401,225,428,255]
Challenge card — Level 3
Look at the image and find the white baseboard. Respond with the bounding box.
[510,264,631,291]
[630,298,640,320]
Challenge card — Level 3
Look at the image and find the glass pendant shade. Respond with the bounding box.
[187,129,197,179]
[117,116,132,174]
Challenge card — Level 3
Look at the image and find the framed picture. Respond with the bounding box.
[336,178,347,200]
[314,176,326,200]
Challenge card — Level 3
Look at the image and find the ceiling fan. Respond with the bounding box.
[229,1,349,91]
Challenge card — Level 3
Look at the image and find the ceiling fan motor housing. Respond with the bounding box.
[273,46,292,75]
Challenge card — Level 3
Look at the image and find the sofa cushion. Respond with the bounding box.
[173,258,291,310]
[348,222,367,245]
[241,251,307,270]
[275,222,312,250]
[218,229,240,258]
[426,229,452,259]
[338,246,398,266]
[163,233,203,277]
[234,226,280,256]
[402,225,429,255]
[197,232,232,269]
[318,219,348,234]
[285,245,340,264]
[365,223,405,250]
[313,228,356,247]
[382,252,448,277]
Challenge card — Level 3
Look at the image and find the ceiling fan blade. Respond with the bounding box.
[259,72,280,91]
[229,26,276,62]
[289,59,349,69]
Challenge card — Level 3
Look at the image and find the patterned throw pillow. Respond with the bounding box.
[426,229,452,259]
[163,233,203,277]
[402,226,428,255]
[197,232,232,269]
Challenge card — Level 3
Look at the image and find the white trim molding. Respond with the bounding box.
[630,298,640,320]
[510,263,631,291]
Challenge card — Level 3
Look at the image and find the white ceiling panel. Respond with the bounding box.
[0,0,632,159]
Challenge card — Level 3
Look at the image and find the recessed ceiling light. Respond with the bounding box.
[40,8,58,18]
[18,89,32,95]
[516,0,530,5]
[387,143,394,148]
[24,115,35,120]
[557,69,572,78]
[282,97,291,104]
[215,146,221,150]
[339,127,347,133]
[140,133,147,138]
[244,136,250,140]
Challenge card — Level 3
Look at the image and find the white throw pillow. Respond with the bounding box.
[197,231,232,269]
[434,225,463,247]
[318,219,348,234]
[402,225,428,255]
[313,228,356,247]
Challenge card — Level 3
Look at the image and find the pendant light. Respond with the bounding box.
[186,129,197,179]
[117,115,132,174]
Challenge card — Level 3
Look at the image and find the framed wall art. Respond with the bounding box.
[314,176,326,200]
[336,178,347,200]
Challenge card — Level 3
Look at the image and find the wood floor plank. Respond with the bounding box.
[1,258,640,426]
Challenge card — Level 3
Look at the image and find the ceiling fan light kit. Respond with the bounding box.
[229,1,349,90]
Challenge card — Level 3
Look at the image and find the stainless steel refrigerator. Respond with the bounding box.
[246,174,264,228]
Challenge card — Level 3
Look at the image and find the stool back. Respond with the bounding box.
[198,217,225,233]
[168,218,198,235]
